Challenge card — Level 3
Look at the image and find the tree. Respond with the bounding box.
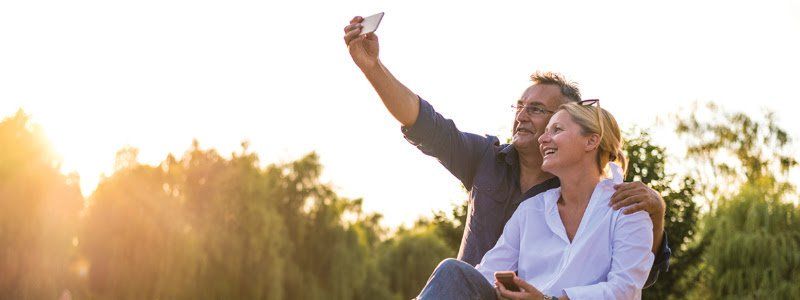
[78,140,393,299]
[176,141,290,299]
[0,110,83,299]
[428,199,468,255]
[378,225,453,299]
[0,109,445,299]
[675,102,797,207]
[267,152,393,300]
[674,103,798,298]
[623,130,701,299]
[80,142,292,299]
[700,180,800,298]
[81,150,203,299]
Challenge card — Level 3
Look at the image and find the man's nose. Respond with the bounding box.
[515,108,529,123]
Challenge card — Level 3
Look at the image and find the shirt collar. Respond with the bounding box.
[544,162,625,210]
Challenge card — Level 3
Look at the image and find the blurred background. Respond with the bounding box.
[1,0,798,299]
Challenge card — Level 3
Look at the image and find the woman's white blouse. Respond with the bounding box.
[476,164,654,299]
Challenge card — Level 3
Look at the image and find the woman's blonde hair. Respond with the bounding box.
[557,101,627,176]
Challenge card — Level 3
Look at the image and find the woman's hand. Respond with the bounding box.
[494,276,544,300]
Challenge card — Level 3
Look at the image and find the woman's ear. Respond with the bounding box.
[585,133,601,152]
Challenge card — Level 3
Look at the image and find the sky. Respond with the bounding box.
[1,0,799,227]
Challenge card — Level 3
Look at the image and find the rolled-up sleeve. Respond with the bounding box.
[563,211,654,299]
[401,97,494,188]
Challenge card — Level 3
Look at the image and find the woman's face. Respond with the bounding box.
[538,110,597,176]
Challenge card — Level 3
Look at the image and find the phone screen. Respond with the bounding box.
[360,12,384,35]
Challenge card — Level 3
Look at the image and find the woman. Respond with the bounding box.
[417,101,653,300]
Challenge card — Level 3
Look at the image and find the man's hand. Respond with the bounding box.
[610,182,666,218]
[495,276,544,300]
[343,16,380,70]
[341,15,419,126]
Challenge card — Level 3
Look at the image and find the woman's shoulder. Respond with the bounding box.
[611,203,653,229]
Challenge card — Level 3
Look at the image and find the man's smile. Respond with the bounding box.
[515,127,534,135]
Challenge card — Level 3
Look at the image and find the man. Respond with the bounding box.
[342,16,670,287]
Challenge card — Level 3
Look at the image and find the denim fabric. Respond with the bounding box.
[417,258,497,300]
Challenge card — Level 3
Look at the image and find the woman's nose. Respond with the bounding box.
[538,131,550,144]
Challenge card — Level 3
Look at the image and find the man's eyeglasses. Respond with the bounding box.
[511,104,555,116]
[512,99,599,117]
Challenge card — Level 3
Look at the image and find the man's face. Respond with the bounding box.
[512,84,565,153]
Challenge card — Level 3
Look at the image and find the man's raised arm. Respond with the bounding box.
[342,16,495,188]
[343,16,419,126]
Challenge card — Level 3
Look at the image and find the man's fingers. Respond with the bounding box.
[343,28,362,46]
[349,16,363,24]
[613,182,642,193]
[611,197,637,210]
[624,202,648,215]
[611,195,646,210]
[610,187,645,205]
[613,182,632,190]
[343,23,362,33]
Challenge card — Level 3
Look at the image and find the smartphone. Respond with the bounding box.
[360,12,384,35]
[494,271,520,292]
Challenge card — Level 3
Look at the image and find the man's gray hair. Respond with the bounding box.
[530,71,581,102]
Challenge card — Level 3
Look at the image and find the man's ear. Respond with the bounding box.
[585,133,601,152]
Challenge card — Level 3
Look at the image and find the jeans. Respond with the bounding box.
[417,258,498,300]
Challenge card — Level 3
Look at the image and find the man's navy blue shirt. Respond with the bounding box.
[401,98,671,288]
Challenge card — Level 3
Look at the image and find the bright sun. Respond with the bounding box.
[36,114,121,198]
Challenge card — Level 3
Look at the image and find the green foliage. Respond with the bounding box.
[3,104,797,299]
[0,109,414,299]
[674,103,799,298]
[700,180,800,298]
[0,110,83,299]
[82,142,289,299]
[624,130,702,299]
[379,225,452,299]
[675,102,797,203]
[80,143,401,299]
[428,200,468,254]
[82,154,203,299]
